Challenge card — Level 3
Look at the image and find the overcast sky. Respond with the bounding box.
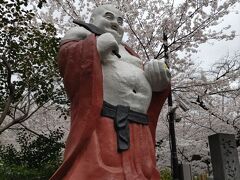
[192,3,240,70]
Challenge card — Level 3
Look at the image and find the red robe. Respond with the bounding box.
[50,34,170,180]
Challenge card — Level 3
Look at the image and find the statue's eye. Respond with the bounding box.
[117,17,123,26]
[104,12,114,20]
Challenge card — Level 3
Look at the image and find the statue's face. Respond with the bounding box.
[91,5,124,43]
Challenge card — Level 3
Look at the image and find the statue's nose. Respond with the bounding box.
[111,23,118,31]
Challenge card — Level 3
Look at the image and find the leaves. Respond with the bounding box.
[0,128,64,179]
[37,0,47,8]
[0,0,66,134]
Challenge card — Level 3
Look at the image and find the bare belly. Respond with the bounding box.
[102,53,152,113]
[96,46,156,179]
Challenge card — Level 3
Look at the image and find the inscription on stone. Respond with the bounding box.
[208,133,240,180]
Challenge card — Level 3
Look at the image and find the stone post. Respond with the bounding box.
[208,133,240,180]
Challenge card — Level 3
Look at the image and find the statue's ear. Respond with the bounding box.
[89,16,94,23]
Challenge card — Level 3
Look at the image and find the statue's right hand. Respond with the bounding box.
[144,60,171,92]
[96,33,119,60]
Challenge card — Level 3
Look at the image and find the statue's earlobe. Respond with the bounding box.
[90,16,94,23]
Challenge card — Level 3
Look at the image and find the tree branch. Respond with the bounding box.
[126,15,150,61]
[19,123,48,138]
[0,53,14,126]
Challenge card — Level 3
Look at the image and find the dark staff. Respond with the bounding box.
[163,32,180,180]
[73,19,121,58]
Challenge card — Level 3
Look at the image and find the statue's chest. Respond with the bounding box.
[102,60,150,96]
[102,51,145,88]
[109,62,143,84]
[101,46,152,113]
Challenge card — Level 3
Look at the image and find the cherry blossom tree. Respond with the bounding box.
[6,0,239,175]
[158,52,240,174]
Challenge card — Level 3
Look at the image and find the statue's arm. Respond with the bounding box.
[96,33,119,62]
[61,27,118,63]
[61,26,92,43]
[146,60,171,141]
[58,34,98,100]
[144,60,171,92]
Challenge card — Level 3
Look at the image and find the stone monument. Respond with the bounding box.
[208,133,240,180]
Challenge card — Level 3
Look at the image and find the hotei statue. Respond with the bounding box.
[50,4,171,180]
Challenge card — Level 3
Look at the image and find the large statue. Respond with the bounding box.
[51,4,171,180]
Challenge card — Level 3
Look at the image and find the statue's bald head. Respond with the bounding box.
[90,4,124,44]
[90,4,123,22]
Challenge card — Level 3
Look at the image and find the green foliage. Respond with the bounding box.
[0,0,60,105]
[0,128,64,179]
[160,168,172,180]
[0,0,69,130]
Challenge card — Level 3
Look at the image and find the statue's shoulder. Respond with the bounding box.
[61,26,92,43]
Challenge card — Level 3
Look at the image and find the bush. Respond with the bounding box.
[0,128,64,180]
[160,168,172,180]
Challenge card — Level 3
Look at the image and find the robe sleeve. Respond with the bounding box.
[147,87,171,144]
[50,34,103,179]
